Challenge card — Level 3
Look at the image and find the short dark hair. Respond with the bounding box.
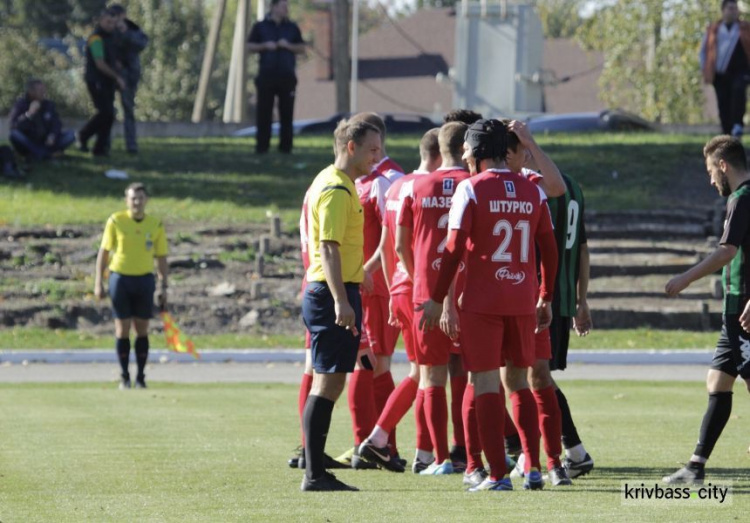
[125,182,148,196]
[26,78,44,92]
[334,118,380,153]
[704,135,747,170]
[722,0,738,11]
[419,128,441,161]
[107,4,126,16]
[501,119,521,153]
[443,109,483,125]
[349,112,386,141]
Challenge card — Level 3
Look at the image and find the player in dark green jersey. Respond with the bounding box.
[664,135,750,485]
[546,173,595,478]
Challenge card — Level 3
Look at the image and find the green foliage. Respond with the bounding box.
[533,0,584,39]
[577,0,715,123]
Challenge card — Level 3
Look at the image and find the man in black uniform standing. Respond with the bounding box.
[78,8,125,157]
[664,135,750,485]
[247,0,305,155]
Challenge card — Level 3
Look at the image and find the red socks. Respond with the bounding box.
[374,372,397,452]
[348,369,376,445]
[450,375,468,448]
[511,388,541,472]
[504,406,519,437]
[461,383,484,473]
[424,386,449,463]
[533,386,563,470]
[298,373,313,446]
[376,376,418,433]
[415,388,432,452]
[476,392,507,481]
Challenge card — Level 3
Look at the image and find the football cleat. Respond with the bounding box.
[468,476,513,492]
[449,445,467,473]
[662,463,705,485]
[412,456,435,474]
[419,459,454,475]
[463,467,489,488]
[300,471,359,492]
[358,440,405,472]
[523,468,544,490]
[562,453,594,479]
[548,466,573,486]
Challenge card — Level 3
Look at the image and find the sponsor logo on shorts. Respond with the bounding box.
[495,267,525,284]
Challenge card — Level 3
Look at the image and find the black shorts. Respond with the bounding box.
[549,315,572,371]
[302,281,362,374]
[711,314,750,379]
[109,272,155,320]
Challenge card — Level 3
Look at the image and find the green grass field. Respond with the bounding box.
[0,133,710,228]
[0,327,721,350]
[0,380,747,521]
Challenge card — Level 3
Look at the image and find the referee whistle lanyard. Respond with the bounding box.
[161,308,200,359]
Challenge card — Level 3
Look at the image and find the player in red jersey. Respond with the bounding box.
[504,120,574,486]
[351,112,405,183]
[358,128,442,473]
[419,119,558,492]
[396,121,471,475]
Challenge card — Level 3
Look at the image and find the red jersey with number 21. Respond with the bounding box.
[448,169,551,316]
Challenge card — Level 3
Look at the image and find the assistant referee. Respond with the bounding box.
[300,118,381,492]
[95,183,168,390]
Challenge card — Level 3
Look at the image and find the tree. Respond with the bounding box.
[532,0,584,39]
[577,0,715,124]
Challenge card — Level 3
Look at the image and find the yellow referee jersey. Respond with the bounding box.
[306,165,364,283]
[101,211,168,276]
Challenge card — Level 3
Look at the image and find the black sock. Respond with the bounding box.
[693,391,733,461]
[556,387,582,449]
[135,336,149,380]
[303,395,335,480]
[116,338,131,379]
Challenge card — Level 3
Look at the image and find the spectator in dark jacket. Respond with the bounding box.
[110,4,148,154]
[8,79,75,161]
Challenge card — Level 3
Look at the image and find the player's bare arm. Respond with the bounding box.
[415,299,442,331]
[574,243,593,336]
[156,256,169,309]
[665,244,738,297]
[508,120,565,197]
[395,225,415,281]
[94,249,109,300]
[362,247,381,294]
[320,240,355,330]
[440,275,460,340]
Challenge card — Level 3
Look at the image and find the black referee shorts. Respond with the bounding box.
[711,314,750,380]
[549,314,572,371]
[302,281,362,374]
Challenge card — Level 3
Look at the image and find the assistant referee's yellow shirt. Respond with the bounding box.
[100,211,168,276]
[306,165,364,283]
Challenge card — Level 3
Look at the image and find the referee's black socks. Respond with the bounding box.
[694,391,733,461]
[303,395,335,479]
[135,336,149,380]
[116,338,130,379]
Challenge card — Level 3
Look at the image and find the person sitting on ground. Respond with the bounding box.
[8,79,75,161]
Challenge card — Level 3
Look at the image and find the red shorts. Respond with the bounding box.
[414,309,457,366]
[391,293,417,362]
[535,328,552,360]
[362,294,400,356]
[459,311,536,372]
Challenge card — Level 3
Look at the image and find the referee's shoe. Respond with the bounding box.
[301,472,359,492]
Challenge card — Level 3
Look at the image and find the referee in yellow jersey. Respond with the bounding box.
[300,118,382,491]
[95,183,168,389]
